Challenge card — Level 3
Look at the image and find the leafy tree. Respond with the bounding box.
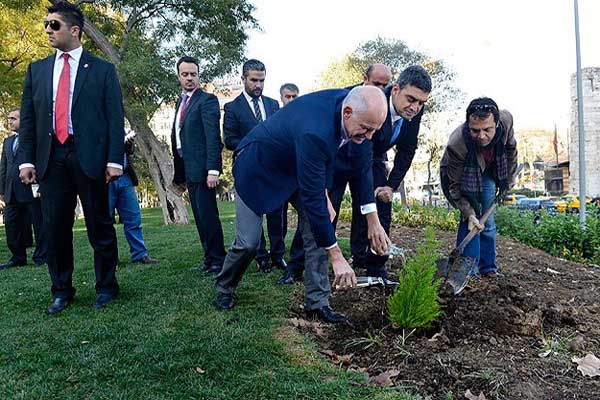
[0,0,50,114]
[1,0,257,224]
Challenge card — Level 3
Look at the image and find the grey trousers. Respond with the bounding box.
[215,194,331,310]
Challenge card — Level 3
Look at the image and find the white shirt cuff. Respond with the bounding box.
[208,170,220,176]
[325,242,338,250]
[360,203,377,214]
[107,163,123,170]
[19,163,35,170]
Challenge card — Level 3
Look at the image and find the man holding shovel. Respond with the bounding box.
[440,98,518,278]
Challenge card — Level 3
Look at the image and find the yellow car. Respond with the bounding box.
[556,195,592,213]
[503,194,525,206]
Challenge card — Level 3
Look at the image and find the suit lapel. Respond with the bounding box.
[45,55,55,116]
[72,51,90,109]
[239,94,258,123]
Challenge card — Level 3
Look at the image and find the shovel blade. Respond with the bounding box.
[447,256,476,295]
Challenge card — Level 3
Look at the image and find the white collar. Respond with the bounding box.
[389,95,403,124]
[56,45,83,63]
[242,90,261,103]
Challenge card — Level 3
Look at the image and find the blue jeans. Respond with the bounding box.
[108,173,148,262]
[456,170,497,275]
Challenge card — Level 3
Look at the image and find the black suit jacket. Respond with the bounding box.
[171,89,224,185]
[18,50,125,180]
[0,135,33,203]
[371,86,424,190]
[223,93,279,151]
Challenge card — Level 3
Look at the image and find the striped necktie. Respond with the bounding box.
[251,98,262,121]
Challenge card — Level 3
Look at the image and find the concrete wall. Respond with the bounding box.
[570,67,600,196]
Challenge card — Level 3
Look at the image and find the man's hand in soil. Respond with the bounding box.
[468,215,484,231]
[327,245,356,290]
[366,212,391,255]
[374,186,393,203]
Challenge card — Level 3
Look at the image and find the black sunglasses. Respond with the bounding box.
[44,20,62,31]
[469,104,498,112]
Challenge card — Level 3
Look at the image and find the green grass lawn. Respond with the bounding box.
[0,203,419,399]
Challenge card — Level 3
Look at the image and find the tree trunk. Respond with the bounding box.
[399,180,407,206]
[126,110,189,225]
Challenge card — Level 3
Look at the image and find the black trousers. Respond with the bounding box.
[4,200,29,264]
[41,138,119,299]
[255,206,286,263]
[187,180,226,267]
[4,197,47,265]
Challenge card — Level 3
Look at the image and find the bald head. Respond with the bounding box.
[364,63,392,90]
[342,86,387,144]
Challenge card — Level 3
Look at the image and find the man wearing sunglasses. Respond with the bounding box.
[18,2,124,314]
[440,98,518,278]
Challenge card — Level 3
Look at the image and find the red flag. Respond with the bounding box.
[552,124,558,160]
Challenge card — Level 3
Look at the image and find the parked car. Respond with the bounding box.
[555,195,592,213]
[503,194,526,206]
[514,198,558,214]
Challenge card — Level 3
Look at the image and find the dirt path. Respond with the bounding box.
[292,224,600,399]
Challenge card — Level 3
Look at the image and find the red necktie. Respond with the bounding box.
[55,53,70,144]
[178,94,189,128]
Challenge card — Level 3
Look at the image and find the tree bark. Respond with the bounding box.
[125,108,189,225]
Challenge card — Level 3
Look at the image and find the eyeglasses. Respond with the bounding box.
[44,20,62,31]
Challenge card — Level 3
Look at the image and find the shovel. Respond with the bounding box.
[436,203,497,295]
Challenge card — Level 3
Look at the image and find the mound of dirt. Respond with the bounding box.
[291,225,600,399]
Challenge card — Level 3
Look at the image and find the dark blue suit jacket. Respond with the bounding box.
[171,89,224,184]
[0,135,33,203]
[371,86,424,190]
[233,89,357,248]
[18,51,124,180]
[223,93,279,151]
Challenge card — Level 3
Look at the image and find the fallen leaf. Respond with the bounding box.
[319,350,353,366]
[195,367,205,374]
[538,349,552,358]
[572,353,600,377]
[465,390,487,400]
[368,369,400,387]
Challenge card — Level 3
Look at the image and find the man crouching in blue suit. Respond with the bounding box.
[215,86,390,323]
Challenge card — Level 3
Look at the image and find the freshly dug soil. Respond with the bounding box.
[291,224,600,399]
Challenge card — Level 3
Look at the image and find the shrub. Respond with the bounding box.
[387,227,444,329]
[495,206,600,264]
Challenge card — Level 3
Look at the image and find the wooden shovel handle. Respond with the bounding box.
[456,203,497,253]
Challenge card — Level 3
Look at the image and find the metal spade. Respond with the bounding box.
[436,203,497,295]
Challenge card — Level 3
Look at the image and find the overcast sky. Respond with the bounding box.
[241,0,600,132]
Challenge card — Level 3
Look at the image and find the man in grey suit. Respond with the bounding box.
[0,108,46,269]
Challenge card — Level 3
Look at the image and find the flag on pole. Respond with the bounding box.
[552,123,559,164]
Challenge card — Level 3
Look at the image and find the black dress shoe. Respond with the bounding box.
[256,259,271,273]
[204,265,222,275]
[133,255,159,264]
[277,270,303,285]
[47,297,73,315]
[0,260,26,270]
[214,293,235,310]
[306,306,347,323]
[271,259,288,270]
[92,293,117,309]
